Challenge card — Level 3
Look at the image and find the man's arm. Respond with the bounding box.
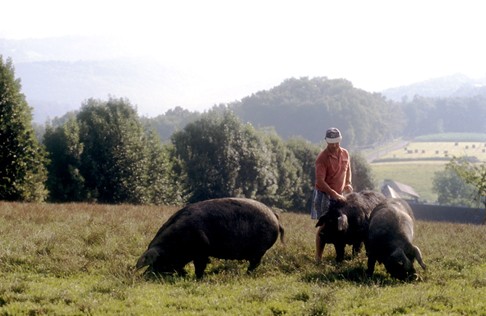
[344,157,353,193]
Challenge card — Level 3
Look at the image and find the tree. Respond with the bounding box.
[257,131,302,209]
[43,98,181,204]
[350,152,376,192]
[446,157,486,209]
[432,167,478,207]
[44,118,86,201]
[145,131,184,205]
[231,121,273,200]
[171,110,311,206]
[286,137,320,211]
[0,56,48,201]
[230,77,404,147]
[400,96,486,137]
[76,98,153,203]
[171,110,330,210]
[141,106,201,142]
[172,111,270,202]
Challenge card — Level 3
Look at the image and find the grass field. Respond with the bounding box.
[370,162,446,203]
[374,141,486,162]
[367,139,486,203]
[0,202,485,315]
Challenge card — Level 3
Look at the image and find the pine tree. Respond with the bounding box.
[0,56,48,201]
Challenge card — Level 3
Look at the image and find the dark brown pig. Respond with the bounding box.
[366,198,426,280]
[136,197,284,278]
[315,190,386,262]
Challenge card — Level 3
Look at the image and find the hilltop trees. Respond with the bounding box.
[229,77,404,147]
[139,77,409,147]
[400,96,486,137]
[141,106,201,142]
[0,56,48,201]
[144,78,486,149]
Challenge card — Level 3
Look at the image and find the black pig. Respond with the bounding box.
[366,198,426,280]
[315,190,386,262]
[136,197,284,278]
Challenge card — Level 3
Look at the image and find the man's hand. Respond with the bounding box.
[334,193,346,202]
[343,184,353,194]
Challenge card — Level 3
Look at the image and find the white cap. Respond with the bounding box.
[325,127,342,143]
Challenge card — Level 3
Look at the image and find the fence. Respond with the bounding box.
[410,203,485,225]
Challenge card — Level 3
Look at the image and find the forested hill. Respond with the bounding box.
[228,77,403,147]
[146,77,405,149]
[145,76,486,149]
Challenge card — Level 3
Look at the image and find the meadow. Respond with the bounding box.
[368,139,486,203]
[371,162,445,203]
[373,141,486,162]
[0,202,485,315]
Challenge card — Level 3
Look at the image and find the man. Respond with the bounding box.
[312,127,353,263]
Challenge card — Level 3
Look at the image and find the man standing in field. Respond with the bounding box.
[311,127,353,263]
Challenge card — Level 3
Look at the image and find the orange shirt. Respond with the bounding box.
[315,147,350,195]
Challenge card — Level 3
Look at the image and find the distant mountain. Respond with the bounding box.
[13,58,193,122]
[0,36,124,63]
[3,37,486,123]
[381,73,486,101]
[1,37,254,123]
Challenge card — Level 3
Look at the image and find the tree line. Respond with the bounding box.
[1,56,484,209]
[41,99,377,209]
[2,56,377,208]
[145,78,486,149]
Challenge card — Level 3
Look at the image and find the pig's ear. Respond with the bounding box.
[338,214,348,231]
[391,248,405,265]
[391,248,412,269]
[413,245,426,270]
[315,216,326,227]
[136,248,159,270]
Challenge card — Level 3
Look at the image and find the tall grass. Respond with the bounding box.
[0,202,484,315]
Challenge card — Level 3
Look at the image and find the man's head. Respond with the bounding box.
[325,128,342,144]
[325,128,342,152]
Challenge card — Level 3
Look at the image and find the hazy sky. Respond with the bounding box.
[2,0,486,113]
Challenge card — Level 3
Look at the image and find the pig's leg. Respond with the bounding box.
[194,256,210,279]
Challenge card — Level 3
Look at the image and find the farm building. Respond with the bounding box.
[381,179,420,202]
